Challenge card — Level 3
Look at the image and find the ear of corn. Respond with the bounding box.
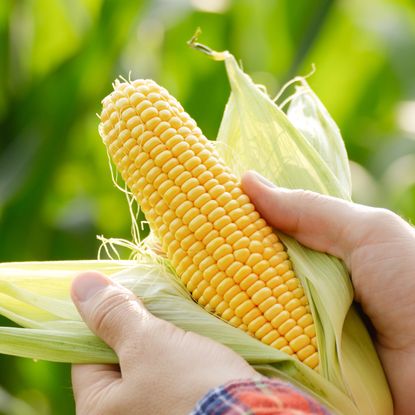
[0,44,392,415]
[99,79,319,369]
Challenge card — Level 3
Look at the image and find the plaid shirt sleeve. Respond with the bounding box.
[190,378,332,415]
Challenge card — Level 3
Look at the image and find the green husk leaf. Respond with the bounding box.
[286,82,352,196]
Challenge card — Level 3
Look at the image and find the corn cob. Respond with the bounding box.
[99,79,318,369]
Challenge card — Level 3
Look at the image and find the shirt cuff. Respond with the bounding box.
[190,378,332,415]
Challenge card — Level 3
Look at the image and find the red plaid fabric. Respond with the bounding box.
[191,379,332,415]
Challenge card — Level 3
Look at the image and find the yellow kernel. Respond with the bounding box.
[203,264,220,281]
[229,208,245,221]
[285,299,302,313]
[189,214,207,232]
[175,225,191,241]
[276,260,291,275]
[216,192,233,206]
[285,277,299,291]
[188,240,204,257]
[303,353,319,369]
[176,257,194,277]
[285,326,303,342]
[261,330,280,345]
[263,247,275,260]
[311,337,318,348]
[202,229,219,245]
[188,185,205,202]
[271,337,288,349]
[258,296,277,313]
[218,254,234,271]
[282,270,295,282]
[273,284,288,298]
[259,268,278,282]
[182,207,199,224]
[240,274,258,290]
[185,270,203,291]
[209,294,222,309]
[251,287,272,305]
[249,240,264,254]
[248,316,266,333]
[194,193,211,209]
[255,322,273,339]
[171,140,189,156]
[216,301,229,315]
[200,200,219,215]
[304,324,316,338]
[235,215,251,230]
[243,224,258,237]
[278,291,294,306]
[206,237,225,255]
[296,345,315,361]
[280,345,294,355]
[183,155,201,171]
[233,265,252,283]
[225,230,244,245]
[216,278,234,296]
[278,319,296,335]
[224,261,243,277]
[176,201,193,218]
[229,316,242,327]
[168,165,185,180]
[290,306,307,320]
[221,308,234,321]
[182,177,199,193]
[175,171,192,186]
[266,276,283,289]
[181,235,197,251]
[198,170,214,184]
[293,287,305,299]
[208,207,226,222]
[233,236,250,250]
[194,222,213,240]
[212,244,232,260]
[229,292,249,309]
[246,281,266,296]
[246,253,262,267]
[234,248,250,263]
[253,260,270,275]
[271,310,290,328]
[240,306,260,324]
[193,250,209,266]
[192,280,209,300]
[298,314,314,328]
[213,216,232,229]
[223,285,241,302]
[210,271,226,288]
[146,166,162,183]
[209,184,225,198]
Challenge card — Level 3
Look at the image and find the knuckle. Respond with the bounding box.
[90,290,133,335]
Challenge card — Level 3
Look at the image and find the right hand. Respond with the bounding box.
[242,171,415,415]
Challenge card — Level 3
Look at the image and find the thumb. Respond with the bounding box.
[241,171,368,263]
[71,272,151,361]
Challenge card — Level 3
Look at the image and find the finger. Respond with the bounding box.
[71,272,153,363]
[241,171,369,262]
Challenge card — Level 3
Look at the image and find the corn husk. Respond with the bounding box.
[0,44,392,415]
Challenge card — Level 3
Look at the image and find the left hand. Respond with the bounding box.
[71,272,257,415]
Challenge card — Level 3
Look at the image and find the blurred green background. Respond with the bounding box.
[0,0,414,413]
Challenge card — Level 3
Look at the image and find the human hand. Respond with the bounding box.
[70,272,257,415]
[242,171,415,415]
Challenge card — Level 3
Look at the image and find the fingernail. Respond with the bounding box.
[72,272,112,302]
[253,172,276,188]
